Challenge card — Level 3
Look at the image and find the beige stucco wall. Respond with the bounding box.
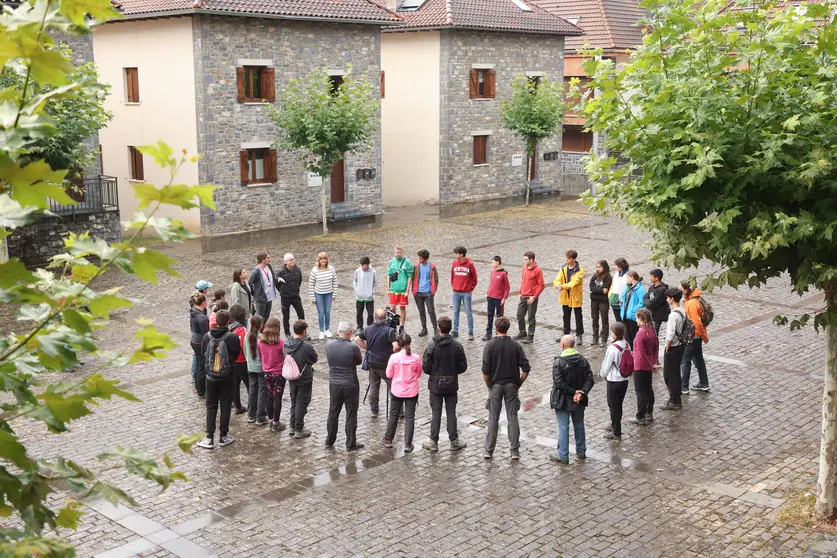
[93,17,200,233]
[381,31,441,206]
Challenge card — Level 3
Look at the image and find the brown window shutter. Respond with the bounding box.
[469,69,478,98]
[132,69,140,102]
[135,149,144,181]
[486,70,496,98]
[262,67,275,102]
[239,150,250,183]
[236,67,246,103]
[265,149,277,182]
[380,70,385,99]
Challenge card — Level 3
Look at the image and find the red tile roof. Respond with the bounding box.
[535,0,645,51]
[115,0,402,22]
[384,0,583,35]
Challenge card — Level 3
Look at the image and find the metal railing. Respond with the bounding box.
[48,175,119,216]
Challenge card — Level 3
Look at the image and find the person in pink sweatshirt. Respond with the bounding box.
[483,255,510,341]
[631,308,659,425]
[381,333,422,452]
[257,317,286,432]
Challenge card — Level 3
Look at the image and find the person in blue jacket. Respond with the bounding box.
[621,271,646,348]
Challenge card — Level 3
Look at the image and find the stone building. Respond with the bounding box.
[380,0,581,207]
[93,0,399,236]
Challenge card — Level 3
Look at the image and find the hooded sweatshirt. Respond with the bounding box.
[643,281,670,324]
[353,267,377,302]
[283,336,319,383]
[190,306,209,344]
[519,263,546,298]
[200,326,242,382]
[487,268,510,300]
[550,348,594,411]
[386,349,422,398]
[451,258,478,293]
[683,289,709,342]
[422,334,468,394]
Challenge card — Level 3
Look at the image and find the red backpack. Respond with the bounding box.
[614,343,634,378]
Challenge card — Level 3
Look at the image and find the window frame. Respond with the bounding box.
[128,146,144,181]
[473,135,488,165]
[243,66,263,102]
[248,148,267,183]
[469,69,496,99]
[561,125,594,153]
[125,67,139,103]
[329,74,345,96]
[239,148,277,185]
[236,66,275,103]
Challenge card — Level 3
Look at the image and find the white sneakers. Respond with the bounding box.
[318,331,325,340]
[325,330,333,338]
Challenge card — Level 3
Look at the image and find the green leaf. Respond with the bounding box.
[176,433,204,455]
[86,481,138,508]
[59,0,122,25]
[88,293,132,319]
[0,430,31,470]
[0,157,72,209]
[0,259,36,288]
[38,390,92,423]
[137,141,175,169]
[54,500,84,530]
[61,308,91,334]
[133,183,217,211]
[83,374,140,403]
[129,247,179,284]
[130,321,176,363]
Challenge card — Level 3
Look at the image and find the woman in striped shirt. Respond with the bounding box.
[309,252,338,340]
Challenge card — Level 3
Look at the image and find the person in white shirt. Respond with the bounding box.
[662,288,687,410]
[600,322,629,440]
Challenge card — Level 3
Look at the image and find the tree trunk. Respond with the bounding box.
[0,237,7,263]
[815,283,837,520]
[320,178,329,235]
[524,153,531,206]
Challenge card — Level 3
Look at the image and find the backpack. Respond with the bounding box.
[673,308,695,345]
[613,343,634,378]
[205,333,233,380]
[282,353,302,381]
[698,297,714,327]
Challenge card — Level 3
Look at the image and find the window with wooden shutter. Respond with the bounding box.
[380,70,385,99]
[236,67,246,103]
[264,149,277,182]
[473,135,488,165]
[562,125,593,153]
[261,67,275,102]
[239,150,250,183]
[128,146,144,181]
[237,66,275,102]
[240,148,275,184]
[470,69,494,99]
[125,68,139,103]
[485,69,496,98]
[469,69,478,98]
[329,75,344,96]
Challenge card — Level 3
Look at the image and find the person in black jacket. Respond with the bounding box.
[420,316,468,452]
[550,334,594,464]
[482,317,530,460]
[589,260,613,345]
[644,269,670,335]
[190,295,210,396]
[355,309,396,417]
[284,319,319,439]
[197,310,242,450]
[278,253,305,337]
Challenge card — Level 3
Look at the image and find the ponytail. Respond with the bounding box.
[396,333,412,356]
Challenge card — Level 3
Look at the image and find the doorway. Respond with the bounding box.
[331,159,345,203]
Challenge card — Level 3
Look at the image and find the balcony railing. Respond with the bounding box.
[48,175,119,216]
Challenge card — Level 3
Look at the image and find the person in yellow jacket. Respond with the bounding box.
[554,249,585,344]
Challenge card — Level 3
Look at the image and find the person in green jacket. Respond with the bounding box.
[387,245,414,334]
[244,315,269,425]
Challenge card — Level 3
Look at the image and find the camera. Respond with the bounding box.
[385,307,400,330]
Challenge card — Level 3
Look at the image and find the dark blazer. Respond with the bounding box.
[550,352,594,411]
[248,264,278,303]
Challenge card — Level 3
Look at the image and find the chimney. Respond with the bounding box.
[386,0,398,10]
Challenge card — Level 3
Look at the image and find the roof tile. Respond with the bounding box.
[535,0,645,50]
[116,0,401,22]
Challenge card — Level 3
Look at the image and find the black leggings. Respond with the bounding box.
[606,380,629,437]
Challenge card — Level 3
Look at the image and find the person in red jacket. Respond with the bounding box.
[450,246,478,340]
[515,251,545,343]
[483,256,510,341]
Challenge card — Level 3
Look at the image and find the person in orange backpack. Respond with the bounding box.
[680,281,710,393]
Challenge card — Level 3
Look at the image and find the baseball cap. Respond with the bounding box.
[650,269,663,280]
[195,280,213,291]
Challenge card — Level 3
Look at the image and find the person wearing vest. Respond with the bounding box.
[412,249,438,338]
[248,252,280,320]
[197,310,241,449]
[356,308,397,417]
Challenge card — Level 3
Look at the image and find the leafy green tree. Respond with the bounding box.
[581,0,837,518]
[500,75,566,205]
[270,67,378,234]
[0,0,214,554]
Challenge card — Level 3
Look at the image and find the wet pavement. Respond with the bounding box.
[8,198,837,557]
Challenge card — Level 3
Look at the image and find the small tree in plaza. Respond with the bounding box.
[500,75,566,205]
[270,67,379,235]
[0,0,212,554]
[581,0,837,519]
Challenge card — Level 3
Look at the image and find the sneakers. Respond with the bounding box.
[628,418,649,426]
[196,436,215,449]
[422,439,439,452]
[661,402,682,410]
[268,421,275,432]
[219,435,234,447]
[645,413,655,422]
[549,454,569,464]
[347,443,365,451]
[247,417,257,424]
[370,410,379,418]
[481,333,492,341]
[255,417,268,426]
[604,424,613,432]
[325,330,333,338]
[275,421,287,432]
[681,387,690,395]
[603,432,621,440]
[380,438,393,448]
[404,444,415,453]
[318,331,325,340]
[521,336,534,344]
[234,406,246,415]
[294,428,312,439]
[418,329,428,337]
[577,452,587,460]
[483,451,493,459]
[450,439,467,451]
[451,331,459,338]
[692,384,710,392]
[513,332,527,340]
[576,336,584,346]
[510,449,520,460]
[468,333,475,341]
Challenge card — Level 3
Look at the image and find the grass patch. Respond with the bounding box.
[777,491,837,533]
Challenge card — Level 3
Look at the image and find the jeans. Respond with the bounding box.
[681,337,708,388]
[281,295,304,337]
[611,305,622,323]
[205,376,234,438]
[556,409,586,461]
[289,380,312,431]
[633,369,654,419]
[485,383,520,454]
[255,300,272,320]
[326,381,360,449]
[414,292,437,333]
[624,319,639,348]
[590,299,609,342]
[315,292,333,332]
[384,395,418,446]
[429,392,459,442]
[664,345,685,406]
[356,300,374,330]
[233,361,248,410]
[191,353,198,380]
[606,380,629,437]
[191,341,205,396]
[562,305,584,336]
[486,296,504,335]
[247,373,268,421]
[516,295,539,338]
[452,292,473,334]
[367,365,391,414]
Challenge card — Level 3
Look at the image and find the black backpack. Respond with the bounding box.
[204,332,233,380]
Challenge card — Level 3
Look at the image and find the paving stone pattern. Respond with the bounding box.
[7,199,837,557]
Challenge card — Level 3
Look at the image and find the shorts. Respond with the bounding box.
[389,293,409,306]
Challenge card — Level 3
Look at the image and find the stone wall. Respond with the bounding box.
[192,16,382,236]
[438,30,564,204]
[7,210,121,267]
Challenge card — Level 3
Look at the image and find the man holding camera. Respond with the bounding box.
[355,308,397,417]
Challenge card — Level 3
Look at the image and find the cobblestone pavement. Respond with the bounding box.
[8,199,837,557]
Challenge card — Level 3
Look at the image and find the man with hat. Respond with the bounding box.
[643,269,670,336]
